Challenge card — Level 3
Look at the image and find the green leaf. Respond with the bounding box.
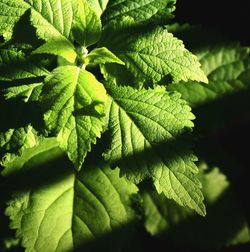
[104,83,205,215]
[0,0,77,61]
[0,49,49,81]
[2,83,43,101]
[0,0,28,40]
[84,47,125,65]
[87,0,109,16]
[32,40,77,63]
[143,164,250,247]
[41,66,107,170]
[102,0,176,27]
[168,45,250,107]
[4,138,138,251]
[72,0,102,46]
[101,27,208,87]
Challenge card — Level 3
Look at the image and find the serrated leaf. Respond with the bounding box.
[0,0,77,61]
[0,49,49,81]
[41,66,107,170]
[72,0,102,46]
[143,164,250,247]
[101,26,208,87]
[84,47,125,65]
[102,0,176,27]
[104,83,205,215]
[4,138,138,251]
[168,45,250,107]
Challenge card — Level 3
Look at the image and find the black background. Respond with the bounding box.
[176,0,250,45]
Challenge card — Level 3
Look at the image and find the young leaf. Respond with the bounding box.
[72,0,102,46]
[168,45,250,107]
[101,26,208,87]
[41,66,107,170]
[102,0,176,27]
[84,47,125,65]
[5,139,138,251]
[143,165,250,247]
[104,83,205,215]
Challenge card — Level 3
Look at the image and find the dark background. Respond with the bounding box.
[163,1,250,252]
[176,0,250,45]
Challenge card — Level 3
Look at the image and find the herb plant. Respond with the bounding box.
[0,0,249,251]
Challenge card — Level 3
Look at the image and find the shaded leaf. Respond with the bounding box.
[4,139,138,251]
[104,83,205,215]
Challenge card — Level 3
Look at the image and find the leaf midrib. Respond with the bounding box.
[108,94,203,213]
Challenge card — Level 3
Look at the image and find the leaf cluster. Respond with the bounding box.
[0,1,249,251]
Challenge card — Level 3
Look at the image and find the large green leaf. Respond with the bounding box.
[41,66,107,170]
[4,138,138,251]
[143,164,250,248]
[104,83,205,215]
[102,0,176,26]
[101,26,208,87]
